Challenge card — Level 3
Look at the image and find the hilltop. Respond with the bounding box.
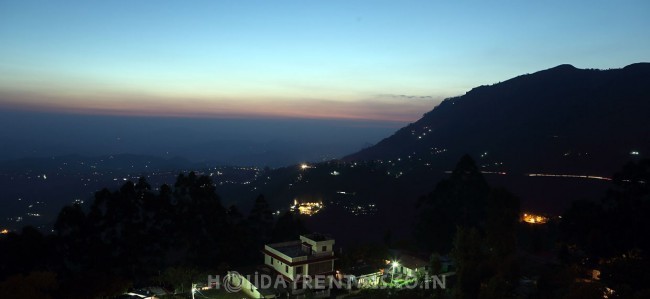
[346,63,650,175]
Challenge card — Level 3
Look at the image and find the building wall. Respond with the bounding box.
[357,273,380,287]
[264,254,335,282]
[400,266,425,278]
[299,236,335,253]
[265,253,295,280]
[405,267,416,277]
[262,236,336,287]
[229,272,263,299]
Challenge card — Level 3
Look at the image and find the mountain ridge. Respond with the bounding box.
[345,63,650,175]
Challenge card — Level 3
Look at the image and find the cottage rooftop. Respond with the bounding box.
[302,233,333,242]
[398,254,428,270]
[270,241,306,258]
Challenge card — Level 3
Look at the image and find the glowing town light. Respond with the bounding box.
[291,200,324,216]
[1,229,8,234]
[300,164,309,170]
[522,213,548,224]
[603,287,615,298]
[631,151,640,155]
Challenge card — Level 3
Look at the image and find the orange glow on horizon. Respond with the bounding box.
[0,90,435,123]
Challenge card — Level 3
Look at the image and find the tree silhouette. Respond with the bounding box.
[451,226,484,299]
[415,155,490,253]
[485,188,520,258]
[559,159,650,297]
[0,271,58,299]
[271,211,308,242]
[248,194,274,246]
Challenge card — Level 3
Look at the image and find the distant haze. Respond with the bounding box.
[0,110,404,167]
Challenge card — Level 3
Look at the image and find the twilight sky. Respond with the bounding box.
[0,0,649,123]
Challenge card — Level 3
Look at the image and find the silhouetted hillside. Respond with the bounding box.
[346,63,650,175]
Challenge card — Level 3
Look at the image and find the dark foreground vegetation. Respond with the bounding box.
[1,157,649,298]
[0,172,307,298]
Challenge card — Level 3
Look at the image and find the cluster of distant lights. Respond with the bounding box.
[3,164,263,230]
[373,147,449,169]
[431,148,447,155]
[368,138,643,189]
[218,180,252,185]
[332,191,378,215]
[290,199,324,216]
[481,171,507,175]
[336,191,355,195]
[113,177,138,181]
[526,173,612,181]
[439,170,611,181]
[6,150,641,230]
[522,213,549,224]
[344,203,377,216]
[411,126,433,139]
[6,216,23,223]
[4,165,257,229]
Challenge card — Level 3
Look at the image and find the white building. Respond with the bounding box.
[232,233,337,298]
[390,254,428,278]
[262,234,336,297]
[342,265,381,288]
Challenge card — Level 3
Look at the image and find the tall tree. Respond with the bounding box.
[271,211,309,242]
[248,194,274,245]
[560,159,650,297]
[485,188,520,258]
[415,155,490,253]
[451,226,485,299]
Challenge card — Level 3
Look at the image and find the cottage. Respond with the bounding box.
[231,233,337,298]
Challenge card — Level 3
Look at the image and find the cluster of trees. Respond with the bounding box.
[0,172,307,298]
[559,159,650,298]
[2,156,649,298]
[410,156,650,299]
[414,155,520,299]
